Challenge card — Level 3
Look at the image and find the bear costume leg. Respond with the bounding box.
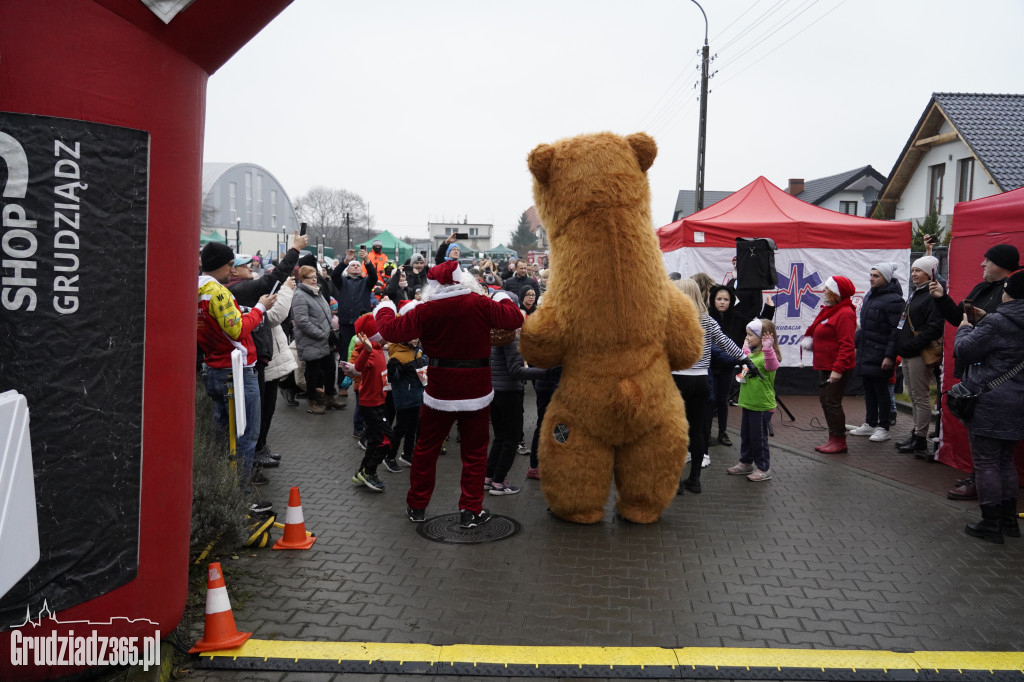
[614,418,689,524]
[538,401,613,525]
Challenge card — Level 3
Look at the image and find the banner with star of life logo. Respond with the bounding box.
[662,246,910,367]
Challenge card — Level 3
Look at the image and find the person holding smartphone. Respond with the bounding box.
[928,243,1019,499]
[894,256,945,456]
[436,232,463,264]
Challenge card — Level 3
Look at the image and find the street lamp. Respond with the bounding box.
[235,216,241,251]
[691,0,710,212]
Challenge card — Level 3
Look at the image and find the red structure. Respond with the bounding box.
[937,186,1024,476]
[0,2,292,677]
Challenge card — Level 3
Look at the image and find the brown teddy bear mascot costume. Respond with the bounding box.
[520,132,703,524]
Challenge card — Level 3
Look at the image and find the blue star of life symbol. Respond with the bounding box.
[774,263,822,317]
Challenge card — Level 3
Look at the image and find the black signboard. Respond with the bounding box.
[0,112,149,623]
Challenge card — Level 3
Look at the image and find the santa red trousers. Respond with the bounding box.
[407,404,490,514]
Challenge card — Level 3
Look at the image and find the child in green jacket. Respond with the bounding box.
[727,319,780,481]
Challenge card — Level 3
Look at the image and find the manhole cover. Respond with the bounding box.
[416,513,521,544]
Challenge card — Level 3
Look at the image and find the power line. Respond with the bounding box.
[637,1,765,133]
[717,0,790,52]
[636,51,701,131]
[709,0,764,44]
[715,0,850,90]
[723,0,823,65]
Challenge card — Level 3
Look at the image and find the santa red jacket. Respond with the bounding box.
[810,304,857,373]
[374,289,523,411]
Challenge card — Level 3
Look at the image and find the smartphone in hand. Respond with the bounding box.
[300,222,308,236]
[454,232,469,240]
[963,298,977,324]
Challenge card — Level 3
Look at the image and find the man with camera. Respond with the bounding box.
[928,239,1019,500]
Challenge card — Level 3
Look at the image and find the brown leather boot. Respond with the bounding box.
[324,393,346,410]
[307,394,326,415]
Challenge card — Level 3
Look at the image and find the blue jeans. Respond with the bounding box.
[203,365,260,494]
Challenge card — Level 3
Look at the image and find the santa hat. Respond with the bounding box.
[354,312,382,344]
[421,259,485,301]
[427,260,460,285]
[824,275,855,300]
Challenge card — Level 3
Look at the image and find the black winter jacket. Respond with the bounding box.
[490,336,553,393]
[896,284,945,358]
[954,298,1024,439]
[855,277,904,378]
[330,259,377,324]
[936,277,1007,325]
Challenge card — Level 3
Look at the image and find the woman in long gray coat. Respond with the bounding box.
[953,269,1024,544]
[292,265,338,414]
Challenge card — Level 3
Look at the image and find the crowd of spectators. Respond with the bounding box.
[197,234,1021,544]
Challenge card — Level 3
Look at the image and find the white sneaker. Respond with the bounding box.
[849,423,875,437]
[701,454,711,468]
[869,427,891,442]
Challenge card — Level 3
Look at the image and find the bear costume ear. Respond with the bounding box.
[626,133,657,173]
[528,143,556,185]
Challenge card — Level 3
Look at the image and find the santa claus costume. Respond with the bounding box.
[373,260,524,527]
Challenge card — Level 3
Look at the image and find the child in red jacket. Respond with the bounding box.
[351,315,394,492]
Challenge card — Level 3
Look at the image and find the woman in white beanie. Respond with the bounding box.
[849,263,904,442]
[894,255,945,456]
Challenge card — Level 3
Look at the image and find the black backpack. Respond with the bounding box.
[251,317,274,366]
[735,237,778,289]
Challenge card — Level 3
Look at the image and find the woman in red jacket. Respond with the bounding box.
[801,276,857,453]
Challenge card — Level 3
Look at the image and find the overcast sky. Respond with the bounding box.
[203,0,1024,245]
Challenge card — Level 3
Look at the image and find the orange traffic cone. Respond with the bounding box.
[272,486,317,550]
[189,562,252,653]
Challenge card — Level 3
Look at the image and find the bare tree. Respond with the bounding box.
[293,186,375,252]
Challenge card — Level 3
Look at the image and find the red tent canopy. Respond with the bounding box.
[657,176,910,251]
[938,186,1024,474]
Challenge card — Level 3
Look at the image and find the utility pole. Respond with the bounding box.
[345,212,350,250]
[692,0,709,212]
[235,217,241,251]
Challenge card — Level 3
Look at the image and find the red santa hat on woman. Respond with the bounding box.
[824,275,855,300]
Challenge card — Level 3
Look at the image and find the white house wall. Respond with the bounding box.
[894,121,1000,228]
[817,189,876,217]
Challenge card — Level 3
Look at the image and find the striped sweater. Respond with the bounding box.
[673,312,745,376]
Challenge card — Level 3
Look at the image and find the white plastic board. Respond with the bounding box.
[230,349,246,437]
[0,390,41,599]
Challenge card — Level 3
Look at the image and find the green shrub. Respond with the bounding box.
[190,383,248,557]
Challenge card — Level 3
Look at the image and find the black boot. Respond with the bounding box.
[965,504,1004,544]
[895,432,916,448]
[1001,498,1021,538]
[679,460,702,494]
[896,434,927,454]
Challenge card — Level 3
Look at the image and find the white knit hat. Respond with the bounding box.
[747,318,763,336]
[911,255,939,278]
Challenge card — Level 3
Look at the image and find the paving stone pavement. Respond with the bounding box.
[185,387,1024,680]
